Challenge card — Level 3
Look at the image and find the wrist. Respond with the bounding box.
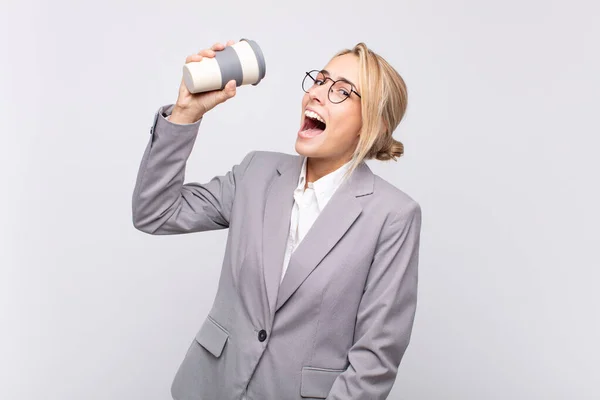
[170,104,204,124]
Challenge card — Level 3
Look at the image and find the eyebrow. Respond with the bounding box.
[320,69,358,90]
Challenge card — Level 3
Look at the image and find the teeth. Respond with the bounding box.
[304,110,325,125]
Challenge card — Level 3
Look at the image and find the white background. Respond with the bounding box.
[1,0,599,399]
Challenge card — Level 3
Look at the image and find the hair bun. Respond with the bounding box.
[375,139,404,161]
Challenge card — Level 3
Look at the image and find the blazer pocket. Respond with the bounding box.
[300,366,345,398]
[195,315,230,358]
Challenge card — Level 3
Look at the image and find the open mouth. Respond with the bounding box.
[299,110,327,138]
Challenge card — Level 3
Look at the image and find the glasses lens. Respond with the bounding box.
[303,70,329,92]
[302,70,318,92]
[329,80,353,103]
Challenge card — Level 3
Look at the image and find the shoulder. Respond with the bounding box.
[369,172,422,222]
[236,150,298,181]
[245,150,297,166]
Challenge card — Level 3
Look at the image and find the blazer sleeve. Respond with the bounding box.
[326,201,422,400]
[132,104,257,235]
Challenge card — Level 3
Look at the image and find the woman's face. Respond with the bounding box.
[296,53,362,163]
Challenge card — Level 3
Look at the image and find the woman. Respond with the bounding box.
[132,40,422,400]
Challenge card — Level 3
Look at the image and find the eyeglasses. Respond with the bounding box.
[302,69,361,104]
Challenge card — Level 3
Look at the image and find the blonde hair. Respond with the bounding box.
[336,43,409,179]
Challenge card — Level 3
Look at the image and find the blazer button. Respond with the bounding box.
[258,329,267,342]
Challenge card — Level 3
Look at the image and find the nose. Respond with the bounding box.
[308,82,328,104]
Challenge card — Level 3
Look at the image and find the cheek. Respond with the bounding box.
[327,120,360,148]
[349,114,362,133]
[330,109,361,137]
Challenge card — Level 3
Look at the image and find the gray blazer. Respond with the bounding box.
[132,104,423,400]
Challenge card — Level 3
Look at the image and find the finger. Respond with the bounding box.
[226,40,235,46]
[198,49,216,57]
[186,54,203,63]
[211,42,225,51]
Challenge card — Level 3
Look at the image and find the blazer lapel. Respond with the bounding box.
[262,155,304,316]
[275,161,374,312]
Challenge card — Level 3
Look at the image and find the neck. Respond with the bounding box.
[305,156,350,188]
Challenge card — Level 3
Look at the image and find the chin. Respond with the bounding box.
[295,139,324,158]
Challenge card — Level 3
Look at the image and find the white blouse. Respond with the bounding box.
[279,156,352,283]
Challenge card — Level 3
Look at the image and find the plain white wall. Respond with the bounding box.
[2,0,599,399]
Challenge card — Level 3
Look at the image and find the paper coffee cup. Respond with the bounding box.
[183,38,266,94]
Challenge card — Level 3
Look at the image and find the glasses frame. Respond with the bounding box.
[302,69,362,104]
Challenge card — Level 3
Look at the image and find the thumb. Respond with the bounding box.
[220,80,237,102]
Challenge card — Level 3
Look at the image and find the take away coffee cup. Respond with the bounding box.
[182,38,266,94]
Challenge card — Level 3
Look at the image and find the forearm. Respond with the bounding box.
[131,104,204,233]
